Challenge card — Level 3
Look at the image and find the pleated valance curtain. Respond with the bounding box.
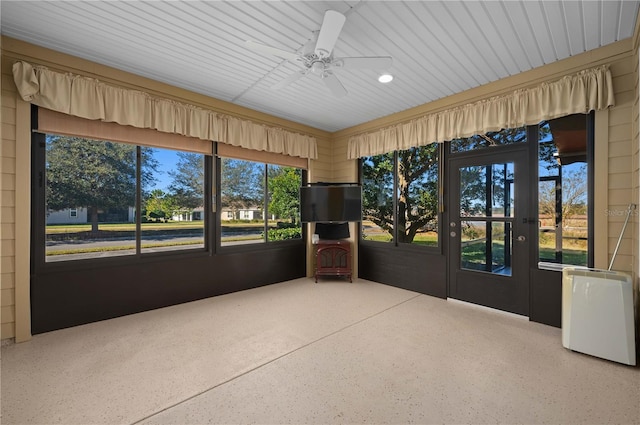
[348,65,614,159]
[12,61,317,160]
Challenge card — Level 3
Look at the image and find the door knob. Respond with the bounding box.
[516,235,526,242]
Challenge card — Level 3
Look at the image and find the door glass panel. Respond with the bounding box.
[460,220,512,276]
[459,163,514,218]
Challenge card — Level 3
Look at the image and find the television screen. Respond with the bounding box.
[300,184,362,223]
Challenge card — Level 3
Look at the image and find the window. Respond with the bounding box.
[219,158,302,246]
[361,143,439,247]
[43,135,206,262]
[140,148,205,254]
[362,152,394,242]
[538,114,591,267]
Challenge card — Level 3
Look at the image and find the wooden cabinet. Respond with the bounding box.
[314,240,352,282]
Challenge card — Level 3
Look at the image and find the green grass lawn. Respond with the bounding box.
[46,221,204,234]
[47,240,204,256]
[364,233,587,265]
[47,224,587,265]
[462,241,587,266]
[362,232,438,246]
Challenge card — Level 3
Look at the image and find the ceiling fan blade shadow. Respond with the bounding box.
[334,56,393,70]
[323,72,347,97]
[272,70,307,90]
[245,40,300,62]
[315,10,346,59]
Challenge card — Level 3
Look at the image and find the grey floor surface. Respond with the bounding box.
[1,278,638,424]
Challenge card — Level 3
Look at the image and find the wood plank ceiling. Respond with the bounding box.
[1,1,638,132]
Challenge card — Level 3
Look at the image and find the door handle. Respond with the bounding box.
[516,235,526,242]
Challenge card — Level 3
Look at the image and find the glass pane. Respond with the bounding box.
[450,127,526,153]
[361,153,394,243]
[538,116,589,266]
[141,148,205,253]
[267,165,302,241]
[459,163,514,218]
[45,136,136,261]
[220,158,265,246]
[397,144,439,246]
[461,220,512,276]
[538,179,559,263]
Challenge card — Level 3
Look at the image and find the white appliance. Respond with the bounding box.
[562,267,636,366]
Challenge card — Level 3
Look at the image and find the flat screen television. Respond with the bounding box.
[300,184,362,223]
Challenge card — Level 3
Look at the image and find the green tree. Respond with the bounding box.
[362,152,394,237]
[168,152,204,209]
[362,144,439,243]
[220,158,263,219]
[46,136,157,234]
[144,189,179,221]
[268,166,301,224]
[396,145,439,242]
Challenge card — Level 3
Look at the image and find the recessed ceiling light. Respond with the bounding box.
[378,73,393,83]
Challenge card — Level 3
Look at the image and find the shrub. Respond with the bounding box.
[266,227,302,241]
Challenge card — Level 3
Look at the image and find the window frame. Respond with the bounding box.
[534,113,594,269]
[359,143,443,254]
[215,154,307,253]
[31,105,306,272]
[31,131,214,271]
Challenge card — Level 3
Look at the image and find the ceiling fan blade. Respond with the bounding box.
[322,72,347,97]
[272,70,307,90]
[334,56,393,70]
[245,40,300,62]
[315,10,346,59]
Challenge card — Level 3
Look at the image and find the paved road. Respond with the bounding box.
[45,232,263,261]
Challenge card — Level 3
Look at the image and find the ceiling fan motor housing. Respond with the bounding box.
[246,9,391,97]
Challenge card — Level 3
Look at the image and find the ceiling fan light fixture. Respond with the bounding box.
[378,73,393,83]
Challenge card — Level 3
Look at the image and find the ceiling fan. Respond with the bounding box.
[245,10,393,98]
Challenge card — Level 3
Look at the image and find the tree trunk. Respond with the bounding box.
[90,207,99,236]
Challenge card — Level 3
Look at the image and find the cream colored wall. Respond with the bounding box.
[306,135,333,277]
[1,53,30,343]
[606,58,636,272]
[0,36,331,342]
[1,53,18,341]
[632,19,640,338]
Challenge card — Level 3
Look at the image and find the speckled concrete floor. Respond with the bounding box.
[1,278,638,424]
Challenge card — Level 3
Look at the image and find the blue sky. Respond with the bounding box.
[149,148,179,191]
